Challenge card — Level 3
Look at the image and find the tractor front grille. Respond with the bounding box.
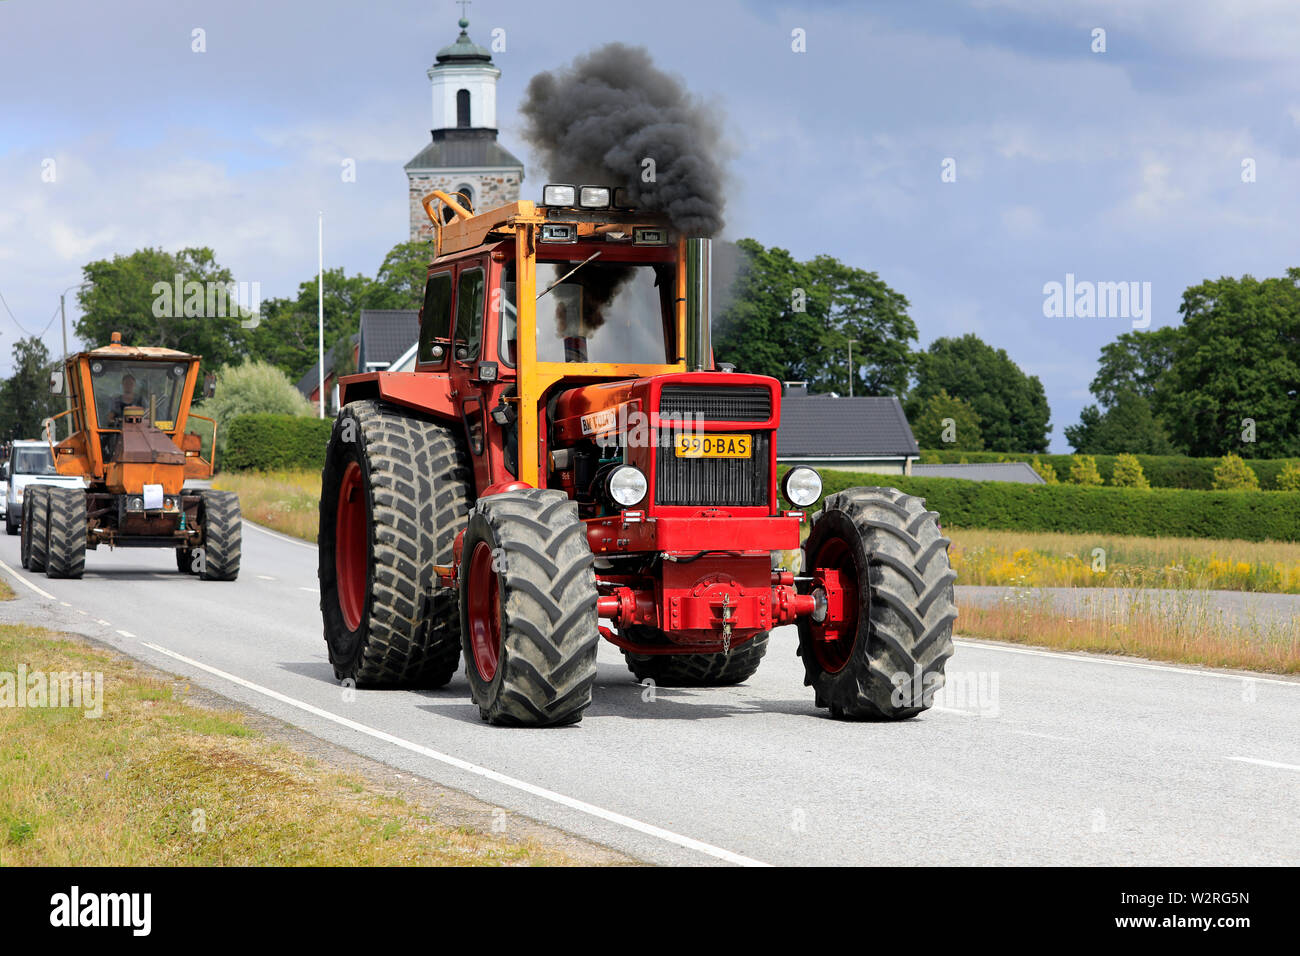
[658,385,771,422]
[654,432,769,508]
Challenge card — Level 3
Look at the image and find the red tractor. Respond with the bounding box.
[319,187,956,725]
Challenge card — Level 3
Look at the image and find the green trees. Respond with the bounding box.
[910,389,984,450]
[77,247,250,374]
[1076,270,1300,459]
[1166,271,1300,458]
[712,239,918,396]
[908,334,1051,453]
[0,337,64,440]
[195,360,313,456]
[1065,390,1174,455]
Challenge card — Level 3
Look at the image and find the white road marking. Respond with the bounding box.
[97,619,111,626]
[243,520,315,551]
[256,575,276,581]
[117,629,135,638]
[954,638,1300,687]
[0,558,58,600]
[1227,756,1300,772]
[299,586,319,593]
[140,640,770,867]
[60,601,71,607]
[76,609,88,616]
[1010,730,1078,743]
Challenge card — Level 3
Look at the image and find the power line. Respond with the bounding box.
[0,286,36,336]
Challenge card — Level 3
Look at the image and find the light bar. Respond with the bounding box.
[542,184,576,206]
[579,186,611,208]
[612,187,637,208]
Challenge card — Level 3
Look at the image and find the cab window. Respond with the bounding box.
[417,272,453,364]
[453,267,485,362]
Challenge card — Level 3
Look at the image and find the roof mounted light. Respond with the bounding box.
[612,187,637,209]
[542,184,576,206]
[578,186,611,208]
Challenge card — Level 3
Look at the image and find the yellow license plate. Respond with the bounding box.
[674,434,752,458]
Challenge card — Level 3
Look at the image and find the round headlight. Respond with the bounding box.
[782,467,822,507]
[606,465,647,508]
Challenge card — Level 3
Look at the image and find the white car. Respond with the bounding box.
[4,440,86,535]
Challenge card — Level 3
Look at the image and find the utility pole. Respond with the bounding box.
[846,338,858,398]
[317,212,325,419]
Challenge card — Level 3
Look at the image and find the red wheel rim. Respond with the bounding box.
[335,461,368,631]
[810,537,860,673]
[467,540,502,682]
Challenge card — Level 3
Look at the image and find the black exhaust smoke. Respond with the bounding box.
[520,43,726,237]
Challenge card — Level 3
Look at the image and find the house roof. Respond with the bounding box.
[295,332,359,397]
[405,127,524,172]
[911,462,1046,484]
[776,396,919,459]
[358,310,419,371]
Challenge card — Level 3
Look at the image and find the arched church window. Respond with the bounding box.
[456,89,471,127]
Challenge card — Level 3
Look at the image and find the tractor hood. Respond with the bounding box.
[550,371,782,445]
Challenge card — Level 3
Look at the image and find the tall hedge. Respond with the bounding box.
[918,449,1300,491]
[809,468,1300,542]
[223,414,333,471]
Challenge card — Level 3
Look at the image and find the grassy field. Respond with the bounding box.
[215,468,320,541]
[0,624,583,865]
[948,528,1300,594]
[956,590,1299,673]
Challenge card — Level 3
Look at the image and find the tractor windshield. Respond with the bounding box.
[89,359,190,431]
[499,258,677,366]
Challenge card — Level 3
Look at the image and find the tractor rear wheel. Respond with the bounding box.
[319,400,472,687]
[797,487,957,720]
[22,488,50,573]
[45,487,87,579]
[198,491,241,581]
[460,489,599,726]
[621,631,769,686]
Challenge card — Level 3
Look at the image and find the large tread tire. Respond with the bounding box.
[199,490,241,581]
[797,487,957,720]
[24,488,50,573]
[460,489,598,726]
[622,631,769,686]
[319,400,472,688]
[45,487,87,579]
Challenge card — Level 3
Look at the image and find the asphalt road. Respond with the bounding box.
[1,523,1297,866]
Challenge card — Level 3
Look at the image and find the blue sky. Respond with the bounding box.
[3,0,1298,450]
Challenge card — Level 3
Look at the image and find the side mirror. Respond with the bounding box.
[204,372,217,400]
[49,370,64,394]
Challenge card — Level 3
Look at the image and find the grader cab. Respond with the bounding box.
[319,188,956,725]
[20,333,241,581]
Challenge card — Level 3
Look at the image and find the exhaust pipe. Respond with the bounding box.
[685,237,712,371]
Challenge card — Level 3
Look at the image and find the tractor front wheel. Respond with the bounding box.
[22,488,50,573]
[460,489,599,726]
[797,487,957,720]
[45,487,87,579]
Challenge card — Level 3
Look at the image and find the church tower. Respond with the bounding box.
[405,16,524,240]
